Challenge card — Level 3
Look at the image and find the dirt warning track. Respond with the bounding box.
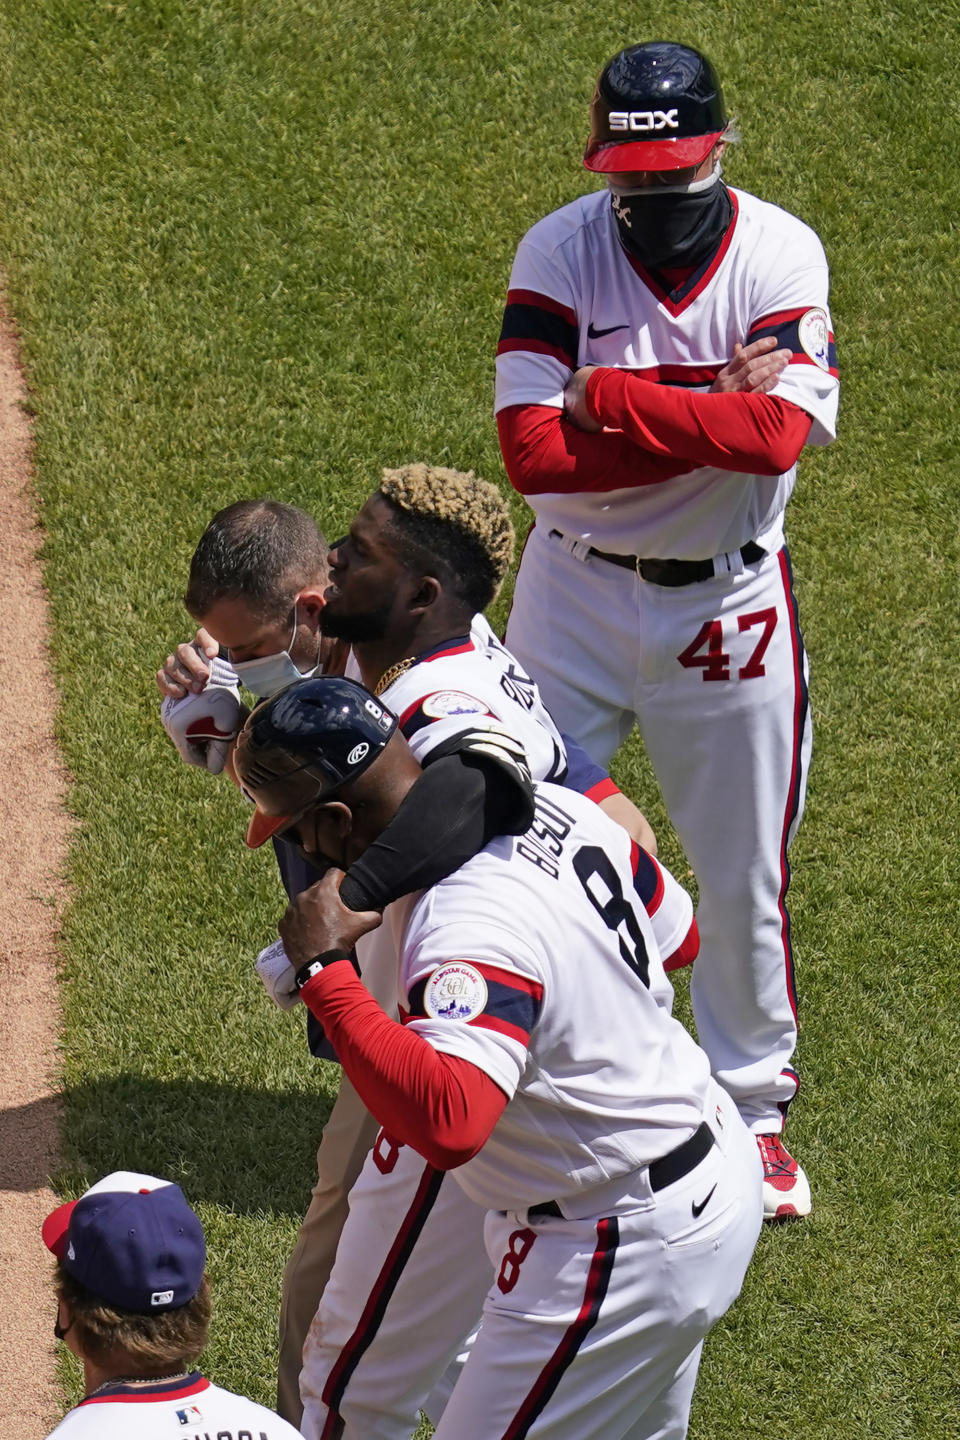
[0,299,70,1437]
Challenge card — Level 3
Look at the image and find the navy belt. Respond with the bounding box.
[549,530,764,586]
[528,1121,715,1220]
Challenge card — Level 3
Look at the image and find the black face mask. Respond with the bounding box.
[610,173,733,273]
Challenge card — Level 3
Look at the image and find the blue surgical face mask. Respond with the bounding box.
[230,616,320,699]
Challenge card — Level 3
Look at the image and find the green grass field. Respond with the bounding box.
[0,1,957,1434]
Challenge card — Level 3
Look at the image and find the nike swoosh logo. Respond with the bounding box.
[691,1184,717,1218]
[587,322,629,339]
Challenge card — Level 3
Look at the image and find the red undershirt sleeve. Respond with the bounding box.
[301,961,509,1169]
[585,368,813,476]
[497,403,695,496]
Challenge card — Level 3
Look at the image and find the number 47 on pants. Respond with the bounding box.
[677,608,778,683]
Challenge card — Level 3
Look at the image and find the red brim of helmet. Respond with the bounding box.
[245,808,296,849]
[42,1200,79,1258]
[584,131,722,173]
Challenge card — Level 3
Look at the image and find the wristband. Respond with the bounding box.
[294,949,354,991]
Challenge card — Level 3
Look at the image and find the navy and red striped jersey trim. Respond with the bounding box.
[498,288,579,370]
[417,634,475,662]
[389,634,477,709]
[583,775,619,804]
[505,288,577,325]
[561,731,611,797]
[391,634,493,739]
[78,1373,208,1406]
[603,362,723,387]
[502,1217,619,1437]
[407,962,543,1045]
[630,842,665,917]
[748,307,838,377]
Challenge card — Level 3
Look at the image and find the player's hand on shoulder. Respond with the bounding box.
[279,868,382,968]
[563,365,603,432]
[156,627,220,699]
[711,337,792,395]
[160,650,246,775]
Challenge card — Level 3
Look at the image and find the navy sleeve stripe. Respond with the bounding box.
[561,732,609,794]
[631,845,665,915]
[748,311,838,375]
[408,973,542,1037]
[499,302,578,371]
[399,704,437,739]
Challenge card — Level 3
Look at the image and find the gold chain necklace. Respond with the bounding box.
[374,657,418,696]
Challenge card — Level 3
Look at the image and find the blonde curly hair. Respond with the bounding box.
[378,464,515,610]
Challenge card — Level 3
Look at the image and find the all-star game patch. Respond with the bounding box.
[421,691,490,719]
[401,689,496,738]
[797,307,831,371]
[424,962,489,1021]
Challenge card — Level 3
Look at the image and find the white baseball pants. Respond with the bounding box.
[300,1083,761,1440]
[506,524,812,1131]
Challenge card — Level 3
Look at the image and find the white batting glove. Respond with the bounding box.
[160,655,245,775]
[255,939,301,1011]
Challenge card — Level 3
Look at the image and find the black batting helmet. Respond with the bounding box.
[234,676,398,848]
[584,42,727,174]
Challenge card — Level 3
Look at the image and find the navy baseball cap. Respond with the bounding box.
[234,675,398,848]
[42,1172,206,1314]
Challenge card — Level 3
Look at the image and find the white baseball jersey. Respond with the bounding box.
[45,1373,302,1439]
[299,789,757,1440]
[384,616,697,965]
[499,179,835,1143]
[395,782,711,1214]
[292,625,696,1440]
[348,616,564,1010]
[380,612,566,780]
[495,185,839,559]
[355,623,692,1013]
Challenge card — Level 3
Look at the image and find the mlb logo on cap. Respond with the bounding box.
[42,1171,206,1315]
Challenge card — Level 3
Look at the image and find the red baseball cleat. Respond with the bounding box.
[757,1133,812,1220]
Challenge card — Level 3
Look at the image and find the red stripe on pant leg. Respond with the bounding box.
[319,1162,446,1432]
[778,1067,800,1124]
[775,547,810,1026]
[319,1408,345,1440]
[501,1217,619,1440]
